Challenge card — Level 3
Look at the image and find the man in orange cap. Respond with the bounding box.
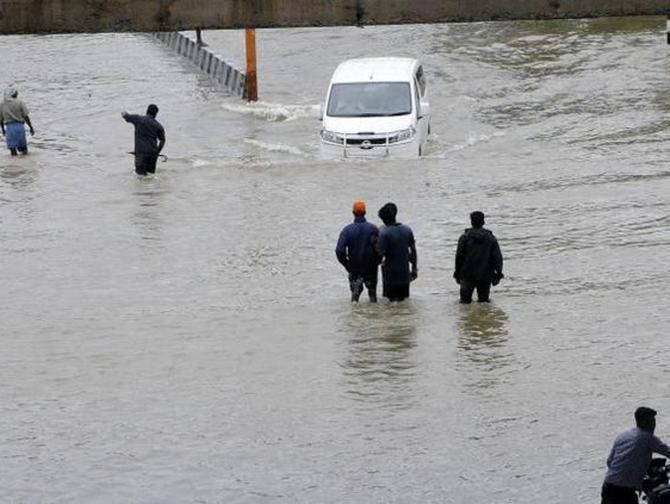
[335,200,380,302]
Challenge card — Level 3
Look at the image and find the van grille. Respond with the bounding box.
[345,138,388,146]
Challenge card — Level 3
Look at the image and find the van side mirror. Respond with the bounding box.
[419,102,431,119]
[319,103,324,121]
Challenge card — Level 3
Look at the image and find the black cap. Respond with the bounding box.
[635,406,657,423]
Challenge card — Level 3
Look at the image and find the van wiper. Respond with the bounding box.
[352,112,409,117]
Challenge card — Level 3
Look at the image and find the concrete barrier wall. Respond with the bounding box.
[2,0,670,34]
[153,32,246,98]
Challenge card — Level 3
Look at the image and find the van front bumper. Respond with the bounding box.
[319,129,419,159]
[320,141,419,159]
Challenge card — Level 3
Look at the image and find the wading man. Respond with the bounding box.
[0,85,35,156]
[454,211,504,303]
[335,200,380,303]
[602,407,670,504]
[122,104,165,176]
[376,202,417,302]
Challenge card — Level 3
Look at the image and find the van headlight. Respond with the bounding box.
[388,127,416,144]
[320,129,344,145]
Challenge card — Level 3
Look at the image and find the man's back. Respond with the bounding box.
[123,113,165,155]
[1,99,29,123]
[378,223,415,285]
[335,218,379,275]
[605,427,670,488]
[456,227,502,283]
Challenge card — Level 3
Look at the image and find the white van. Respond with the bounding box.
[320,57,430,158]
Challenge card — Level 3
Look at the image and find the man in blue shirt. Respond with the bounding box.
[335,200,380,303]
[122,104,166,176]
[376,202,417,302]
[602,407,670,504]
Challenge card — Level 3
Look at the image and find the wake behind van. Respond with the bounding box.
[320,57,431,158]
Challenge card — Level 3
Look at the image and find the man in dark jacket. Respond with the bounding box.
[376,202,417,302]
[335,200,380,302]
[454,211,503,303]
[122,104,166,176]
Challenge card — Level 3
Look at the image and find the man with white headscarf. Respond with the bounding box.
[0,85,35,156]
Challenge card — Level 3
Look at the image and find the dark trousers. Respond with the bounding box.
[460,279,491,303]
[135,154,158,176]
[601,482,638,504]
[383,283,410,302]
[349,273,377,302]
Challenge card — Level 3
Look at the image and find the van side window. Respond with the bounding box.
[416,66,426,97]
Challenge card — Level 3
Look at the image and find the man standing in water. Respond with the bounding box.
[454,211,504,303]
[335,200,380,303]
[376,202,417,302]
[122,104,165,176]
[602,407,670,504]
[0,85,35,156]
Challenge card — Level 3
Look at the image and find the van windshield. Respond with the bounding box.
[327,82,412,117]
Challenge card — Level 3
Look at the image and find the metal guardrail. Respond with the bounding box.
[153,32,246,98]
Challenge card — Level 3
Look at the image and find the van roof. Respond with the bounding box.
[330,57,420,84]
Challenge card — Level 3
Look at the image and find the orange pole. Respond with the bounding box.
[245,27,258,101]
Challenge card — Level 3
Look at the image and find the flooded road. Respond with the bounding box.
[2,17,670,503]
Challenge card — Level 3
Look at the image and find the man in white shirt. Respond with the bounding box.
[602,407,670,504]
[0,85,35,156]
